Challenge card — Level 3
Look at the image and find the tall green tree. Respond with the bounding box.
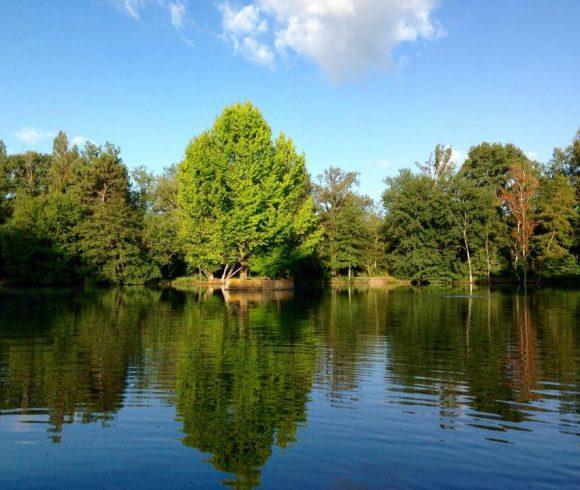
[549,129,580,257]
[49,131,84,194]
[383,169,458,282]
[0,135,85,284]
[534,173,579,277]
[550,129,580,198]
[361,208,387,276]
[459,142,532,278]
[77,143,156,284]
[450,175,500,283]
[313,167,372,277]
[137,165,186,279]
[178,102,319,279]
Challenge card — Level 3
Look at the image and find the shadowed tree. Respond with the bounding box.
[382,161,458,283]
[77,143,157,284]
[549,129,580,258]
[534,173,579,277]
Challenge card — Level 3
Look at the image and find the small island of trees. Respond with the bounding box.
[0,102,578,285]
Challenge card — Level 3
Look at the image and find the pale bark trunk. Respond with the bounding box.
[221,264,230,281]
[485,234,492,284]
[463,218,473,284]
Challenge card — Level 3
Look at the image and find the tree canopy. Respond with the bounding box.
[178,102,320,279]
[0,109,578,285]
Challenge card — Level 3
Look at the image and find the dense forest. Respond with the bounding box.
[0,102,578,285]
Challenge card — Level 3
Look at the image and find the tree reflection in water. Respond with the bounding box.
[0,286,577,487]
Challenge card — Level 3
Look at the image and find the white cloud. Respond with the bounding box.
[72,136,92,147]
[169,1,186,29]
[450,147,466,166]
[219,0,444,78]
[221,3,267,36]
[239,37,275,67]
[525,150,538,161]
[14,127,56,146]
[219,2,273,67]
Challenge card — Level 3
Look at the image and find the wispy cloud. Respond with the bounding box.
[374,158,391,169]
[110,0,188,31]
[218,0,445,79]
[169,1,186,29]
[120,0,144,19]
[14,127,56,146]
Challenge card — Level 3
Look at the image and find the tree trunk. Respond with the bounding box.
[221,264,229,282]
[485,234,492,284]
[463,220,473,284]
[239,267,248,281]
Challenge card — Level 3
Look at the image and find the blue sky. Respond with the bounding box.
[1,0,579,199]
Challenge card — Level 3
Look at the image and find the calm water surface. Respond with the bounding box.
[0,286,578,489]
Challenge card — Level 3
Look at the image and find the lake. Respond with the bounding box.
[0,286,578,489]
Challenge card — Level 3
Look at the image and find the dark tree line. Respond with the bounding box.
[0,104,578,285]
[382,139,579,283]
[0,133,185,284]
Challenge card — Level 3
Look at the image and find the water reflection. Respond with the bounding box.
[0,286,578,487]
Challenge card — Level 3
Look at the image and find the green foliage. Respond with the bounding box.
[416,143,455,181]
[78,198,157,284]
[79,143,130,205]
[382,169,459,282]
[178,102,320,278]
[140,165,186,279]
[313,167,372,276]
[0,132,184,285]
[534,173,579,277]
[0,113,578,285]
[461,142,528,191]
[0,140,9,224]
[0,194,78,284]
[549,129,580,257]
[550,129,580,197]
[49,131,84,194]
[5,151,52,196]
[382,140,578,283]
[450,174,504,281]
[361,209,388,276]
[175,295,316,488]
